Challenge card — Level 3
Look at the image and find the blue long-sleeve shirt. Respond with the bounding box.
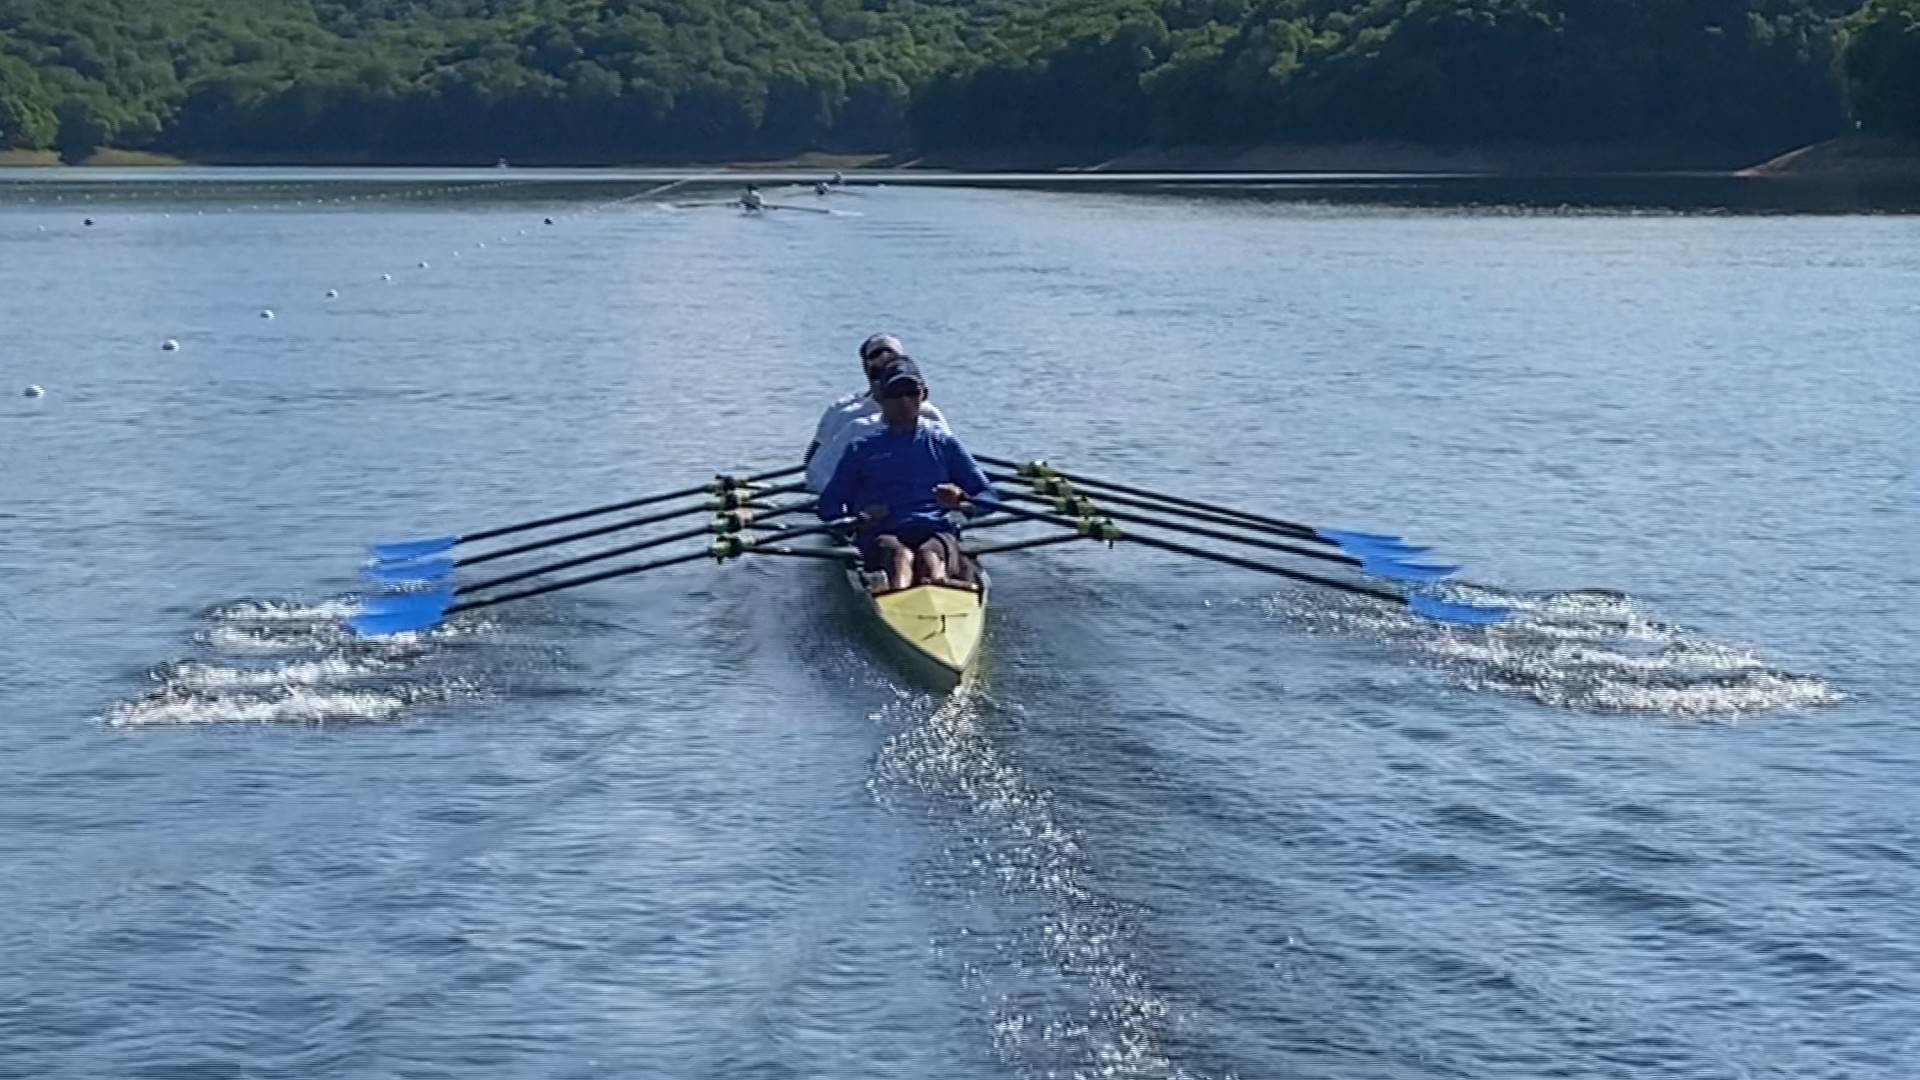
[816,421,993,535]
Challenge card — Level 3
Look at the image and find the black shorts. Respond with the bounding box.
[862,522,964,575]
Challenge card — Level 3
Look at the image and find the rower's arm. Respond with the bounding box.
[816,449,858,523]
[943,434,994,498]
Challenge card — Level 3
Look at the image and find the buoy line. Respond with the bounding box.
[135,172,719,352]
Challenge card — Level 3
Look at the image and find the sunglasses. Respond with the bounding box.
[862,347,901,365]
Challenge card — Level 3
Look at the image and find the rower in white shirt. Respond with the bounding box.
[803,333,951,493]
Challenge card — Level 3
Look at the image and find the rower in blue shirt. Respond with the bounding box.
[816,357,994,593]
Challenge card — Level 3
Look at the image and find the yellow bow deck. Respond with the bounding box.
[846,569,988,681]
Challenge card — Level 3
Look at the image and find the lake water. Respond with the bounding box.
[3,170,1916,1079]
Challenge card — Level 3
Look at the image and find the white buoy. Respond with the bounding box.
[325,289,340,299]
[24,385,44,398]
[260,309,275,320]
[381,274,393,282]
[418,261,429,269]
[162,339,180,352]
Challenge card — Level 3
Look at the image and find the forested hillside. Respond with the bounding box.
[1,0,1913,163]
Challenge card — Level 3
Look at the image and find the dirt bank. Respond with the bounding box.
[1739,136,1920,181]
[885,140,1773,175]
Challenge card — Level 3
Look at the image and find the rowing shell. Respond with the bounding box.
[844,565,989,682]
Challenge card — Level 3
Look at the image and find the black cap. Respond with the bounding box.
[878,357,925,394]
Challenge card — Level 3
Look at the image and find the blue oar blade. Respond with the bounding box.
[349,607,449,638]
[1360,557,1460,583]
[362,556,455,585]
[356,587,455,618]
[1407,594,1510,626]
[1317,528,1405,548]
[1339,539,1432,558]
[370,536,456,562]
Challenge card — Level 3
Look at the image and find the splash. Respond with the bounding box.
[104,596,489,727]
[108,686,413,727]
[1266,587,1840,719]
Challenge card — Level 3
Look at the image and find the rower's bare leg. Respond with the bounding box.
[916,544,949,585]
[890,546,916,591]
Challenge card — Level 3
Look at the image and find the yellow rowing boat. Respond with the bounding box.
[844,566,988,682]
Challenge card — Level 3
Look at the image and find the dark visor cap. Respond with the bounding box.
[878,358,925,395]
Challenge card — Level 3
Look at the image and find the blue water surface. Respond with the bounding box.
[2,171,1915,1079]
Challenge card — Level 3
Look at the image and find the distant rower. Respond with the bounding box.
[814,181,830,196]
[805,333,951,493]
[741,186,765,212]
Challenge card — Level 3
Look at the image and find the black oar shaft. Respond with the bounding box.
[986,470,1322,543]
[966,532,1088,557]
[457,502,810,595]
[458,482,803,568]
[445,518,854,616]
[447,549,714,616]
[1001,491,1361,569]
[738,545,858,562]
[984,501,1403,605]
[977,455,1322,540]
[1125,531,1403,604]
[460,464,803,544]
[459,523,712,595]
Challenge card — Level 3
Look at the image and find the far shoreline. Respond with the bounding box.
[4,137,1917,182]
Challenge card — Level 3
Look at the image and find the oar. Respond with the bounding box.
[968,497,1508,626]
[764,202,834,215]
[985,470,1430,557]
[350,516,855,637]
[359,502,814,617]
[976,456,1416,555]
[997,490,1456,583]
[966,532,1089,558]
[366,483,805,584]
[368,465,802,562]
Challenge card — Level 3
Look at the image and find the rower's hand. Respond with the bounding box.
[857,505,889,526]
[933,484,967,509]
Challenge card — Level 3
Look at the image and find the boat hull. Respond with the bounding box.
[844,567,989,683]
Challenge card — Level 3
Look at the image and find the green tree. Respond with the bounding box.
[0,56,59,148]
[54,96,114,163]
[0,0,1877,161]
[1844,0,1920,134]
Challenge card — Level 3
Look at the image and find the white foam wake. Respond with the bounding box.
[105,596,487,727]
[1265,587,1840,719]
